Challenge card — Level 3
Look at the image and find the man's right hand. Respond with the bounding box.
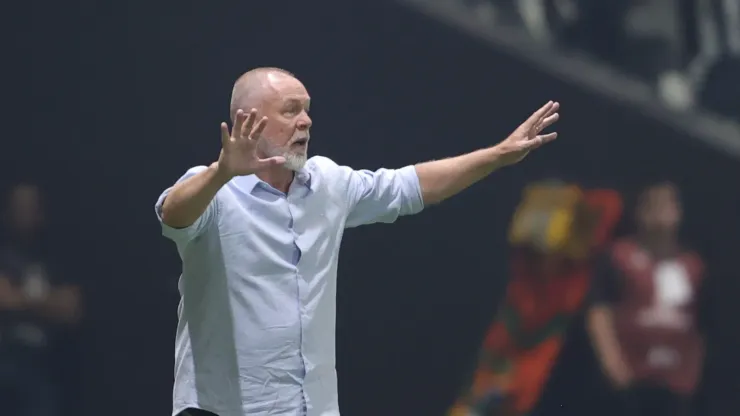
[216,109,286,178]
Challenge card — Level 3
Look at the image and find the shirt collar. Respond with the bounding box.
[294,168,312,190]
[234,168,313,194]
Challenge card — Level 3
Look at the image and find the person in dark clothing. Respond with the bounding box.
[0,183,82,416]
[586,182,706,416]
[180,409,218,416]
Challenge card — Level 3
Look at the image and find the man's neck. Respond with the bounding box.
[256,167,295,194]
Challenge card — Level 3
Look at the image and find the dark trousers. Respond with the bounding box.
[620,383,692,416]
[178,409,219,416]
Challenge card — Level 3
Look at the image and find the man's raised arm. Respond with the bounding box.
[416,101,559,205]
[159,109,285,230]
[159,164,230,229]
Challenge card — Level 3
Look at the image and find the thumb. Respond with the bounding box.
[257,156,287,168]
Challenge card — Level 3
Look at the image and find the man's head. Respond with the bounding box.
[635,181,682,237]
[230,67,312,171]
[4,182,45,239]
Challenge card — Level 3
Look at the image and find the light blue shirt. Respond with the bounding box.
[155,156,424,416]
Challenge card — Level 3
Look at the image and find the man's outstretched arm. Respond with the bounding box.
[416,101,559,205]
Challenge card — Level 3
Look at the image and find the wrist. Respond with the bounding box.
[209,162,233,186]
[483,145,508,170]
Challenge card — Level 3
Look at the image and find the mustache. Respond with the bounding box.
[290,133,310,144]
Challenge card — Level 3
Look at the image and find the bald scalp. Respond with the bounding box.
[229,67,296,122]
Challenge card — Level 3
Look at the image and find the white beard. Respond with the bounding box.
[282,152,307,171]
[258,137,307,171]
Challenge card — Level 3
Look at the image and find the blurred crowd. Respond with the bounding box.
[0,183,82,416]
[461,0,740,120]
[450,180,711,416]
[0,179,724,416]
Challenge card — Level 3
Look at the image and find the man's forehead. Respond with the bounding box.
[230,69,309,115]
[266,73,309,97]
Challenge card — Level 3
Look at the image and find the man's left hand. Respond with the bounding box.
[494,101,560,166]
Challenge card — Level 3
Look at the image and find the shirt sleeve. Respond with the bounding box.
[154,166,219,245]
[344,165,424,228]
[589,251,622,306]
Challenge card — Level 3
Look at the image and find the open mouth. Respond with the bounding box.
[292,138,309,146]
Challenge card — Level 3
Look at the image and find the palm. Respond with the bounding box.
[497,101,560,165]
[220,136,261,175]
[218,109,285,177]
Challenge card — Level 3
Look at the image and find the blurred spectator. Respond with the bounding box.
[0,183,82,416]
[449,181,622,416]
[587,182,706,416]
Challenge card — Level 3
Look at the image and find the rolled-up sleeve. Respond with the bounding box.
[154,166,219,245]
[344,165,424,228]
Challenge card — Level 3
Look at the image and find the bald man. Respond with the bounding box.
[155,67,560,416]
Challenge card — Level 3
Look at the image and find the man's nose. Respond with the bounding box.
[297,114,312,130]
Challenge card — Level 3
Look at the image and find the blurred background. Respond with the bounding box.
[2,0,739,415]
